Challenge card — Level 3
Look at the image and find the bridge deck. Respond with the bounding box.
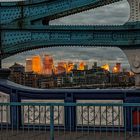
[0,130,139,140]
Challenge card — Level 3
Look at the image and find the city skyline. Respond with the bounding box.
[10,53,129,76]
[3,47,130,69]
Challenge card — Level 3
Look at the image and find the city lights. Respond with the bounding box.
[25,54,124,75]
[25,55,89,75]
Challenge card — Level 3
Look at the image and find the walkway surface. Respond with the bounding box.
[0,130,140,140]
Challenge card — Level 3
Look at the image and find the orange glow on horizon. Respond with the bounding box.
[113,66,118,73]
[78,62,85,70]
[112,63,121,73]
[25,55,127,75]
[101,64,110,71]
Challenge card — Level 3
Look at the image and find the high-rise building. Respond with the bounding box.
[84,65,88,70]
[24,72,39,88]
[67,62,74,73]
[26,58,33,72]
[57,62,67,74]
[43,55,54,75]
[73,64,78,70]
[26,55,42,74]
[58,62,67,69]
[93,62,97,68]
[9,63,25,85]
[32,55,42,74]
[56,66,66,74]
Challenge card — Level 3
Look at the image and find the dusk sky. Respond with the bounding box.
[3,0,130,69]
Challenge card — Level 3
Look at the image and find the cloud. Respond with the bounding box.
[50,0,129,25]
[3,47,130,69]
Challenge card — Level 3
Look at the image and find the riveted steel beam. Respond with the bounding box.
[1,0,52,6]
[0,0,122,26]
[1,22,140,59]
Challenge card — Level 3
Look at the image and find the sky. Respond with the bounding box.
[3,0,130,69]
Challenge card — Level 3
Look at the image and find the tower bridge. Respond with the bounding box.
[0,0,140,86]
[0,0,140,138]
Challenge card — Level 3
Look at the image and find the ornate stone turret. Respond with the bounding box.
[123,49,140,88]
[127,0,140,22]
[122,0,140,87]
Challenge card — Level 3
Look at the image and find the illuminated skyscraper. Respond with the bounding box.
[26,56,42,74]
[67,62,74,73]
[43,55,54,75]
[57,62,67,68]
[32,55,42,74]
[26,58,33,72]
[57,66,66,74]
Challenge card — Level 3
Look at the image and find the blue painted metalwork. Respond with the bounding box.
[0,79,140,105]
[0,0,140,62]
[1,22,140,59]
[50,106,54,140]
[0,0,122,25]
[1,102,140,140]
[0,79,140,139]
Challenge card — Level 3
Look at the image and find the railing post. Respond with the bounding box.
[10,89,19,129]
[0,25,2,69]
[50,106,54,140]
[65,93,75,131]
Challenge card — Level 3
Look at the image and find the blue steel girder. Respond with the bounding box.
[1,0,52,6]
[0,0,122,26]
[1,23,140,59]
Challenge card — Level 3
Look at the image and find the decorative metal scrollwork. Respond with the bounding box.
[23,105,64,124]
[78,106,121,125]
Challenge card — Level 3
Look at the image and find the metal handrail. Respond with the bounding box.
[0,102,140,106]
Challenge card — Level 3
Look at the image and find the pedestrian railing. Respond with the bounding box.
[0,102,140,140]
